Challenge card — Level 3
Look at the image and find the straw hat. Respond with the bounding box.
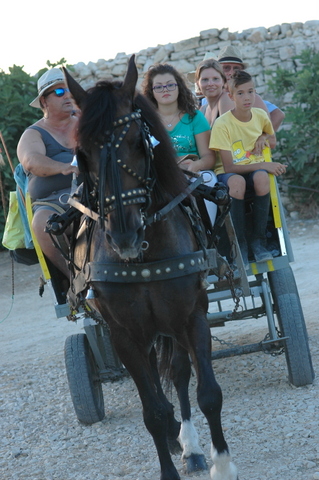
[30,68,65,108]
[217,45,248,68]
[203,52,217,62]
[187,52,218,84]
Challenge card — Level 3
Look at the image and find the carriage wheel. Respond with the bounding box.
[268,266,315,387]
[64,333,105,424]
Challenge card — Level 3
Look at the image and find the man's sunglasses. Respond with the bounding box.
[43,87,70,98]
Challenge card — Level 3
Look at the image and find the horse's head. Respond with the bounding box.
[64,56,158,260]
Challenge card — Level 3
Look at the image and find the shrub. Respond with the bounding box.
[267,49,319,215]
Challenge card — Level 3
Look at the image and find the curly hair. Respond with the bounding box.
[141,63,198,117]
[195,59,227,87]
[228,70,253,93]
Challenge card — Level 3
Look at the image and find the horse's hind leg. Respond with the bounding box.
[170,343,208,474]
[187,316,238,480]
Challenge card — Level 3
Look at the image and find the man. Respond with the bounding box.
[17,68,79,280]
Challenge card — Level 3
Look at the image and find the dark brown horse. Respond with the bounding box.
[64,56,238,480]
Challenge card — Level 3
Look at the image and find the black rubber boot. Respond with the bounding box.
[250,193,273,263]
[230,197,249,269]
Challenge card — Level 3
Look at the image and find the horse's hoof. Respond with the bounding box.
[184,453,208,473]
[167,437,183,455]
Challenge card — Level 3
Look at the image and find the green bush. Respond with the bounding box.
[0,65,41,239]
[0,59,69,247]
[267,48,319,215]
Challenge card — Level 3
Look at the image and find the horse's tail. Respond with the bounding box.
[155,336,174,392]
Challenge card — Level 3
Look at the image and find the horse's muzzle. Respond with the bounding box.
[105,221,145,260]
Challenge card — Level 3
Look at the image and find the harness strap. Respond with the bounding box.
[67,175,204,229]
[67,196,105,224]
[71,249,218,296]
[144,175,203,225]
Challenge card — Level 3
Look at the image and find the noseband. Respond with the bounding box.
[92,110,155,233]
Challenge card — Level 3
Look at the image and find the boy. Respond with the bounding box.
[209,70,287,268]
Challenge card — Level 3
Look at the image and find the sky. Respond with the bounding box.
[1,1,318,76]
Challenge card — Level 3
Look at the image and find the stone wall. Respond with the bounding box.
[72,20,319,106]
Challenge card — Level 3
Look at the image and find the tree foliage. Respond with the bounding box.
[267,49,319,213]
[0,59,69,243]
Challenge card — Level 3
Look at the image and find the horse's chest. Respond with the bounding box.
[94,278,201,329]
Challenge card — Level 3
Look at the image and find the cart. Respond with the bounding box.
[28,153,314,425]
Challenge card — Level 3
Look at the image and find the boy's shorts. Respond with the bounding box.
[217,169,268,193]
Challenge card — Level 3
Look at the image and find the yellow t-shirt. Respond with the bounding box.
[209,108,274,175]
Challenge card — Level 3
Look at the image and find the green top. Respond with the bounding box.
[167,111,210,157]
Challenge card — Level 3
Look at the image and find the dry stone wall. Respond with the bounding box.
[72,20,319,106]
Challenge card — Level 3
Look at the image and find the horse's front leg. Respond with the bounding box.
[187,313,238,480]
[112,333,180,480]
[170,342,208,474]
[149,344,182,455]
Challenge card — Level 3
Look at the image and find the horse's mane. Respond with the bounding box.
[77,80,188,200]
[77,80,120,150]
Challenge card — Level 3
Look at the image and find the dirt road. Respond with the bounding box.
[0,217,318,480]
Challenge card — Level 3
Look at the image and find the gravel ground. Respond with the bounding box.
[0,218,318,480]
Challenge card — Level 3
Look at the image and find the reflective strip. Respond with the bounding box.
[250,260,275,275]
[264,147,282,228]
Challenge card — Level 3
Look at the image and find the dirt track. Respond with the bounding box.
[0,217,318,479]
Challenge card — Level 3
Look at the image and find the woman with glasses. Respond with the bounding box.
[142,63,218,226]
[17,68,79,282]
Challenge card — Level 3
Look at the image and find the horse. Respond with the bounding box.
[63,55,238,480]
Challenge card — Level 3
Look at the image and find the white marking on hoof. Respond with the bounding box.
[210,447,238,480]
[178,419,204,458]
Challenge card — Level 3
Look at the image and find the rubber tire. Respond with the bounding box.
[64,333,105,424]
[268,266,315,387]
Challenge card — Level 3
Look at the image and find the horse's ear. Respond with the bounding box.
[63,67,88,109]
[122,55,138,96]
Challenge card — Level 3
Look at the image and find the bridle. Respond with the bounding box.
[69,108,203,231]
[89,109,156,233]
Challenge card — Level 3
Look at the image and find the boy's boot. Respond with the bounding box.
[250,193,273,263]
[230,197,249,269]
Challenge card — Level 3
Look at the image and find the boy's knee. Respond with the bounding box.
[228,175,246,198]
[253,170,269,183]
[253,171,270,192]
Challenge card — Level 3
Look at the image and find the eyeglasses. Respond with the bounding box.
[222,65,243,73]
[152,83,178,93]
[43,87,70,98]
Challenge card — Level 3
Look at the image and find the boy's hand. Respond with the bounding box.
[264,162,288,176]
[252,134,268,156]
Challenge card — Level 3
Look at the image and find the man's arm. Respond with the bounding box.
[270,108,285,132]
[17,129,77,177]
